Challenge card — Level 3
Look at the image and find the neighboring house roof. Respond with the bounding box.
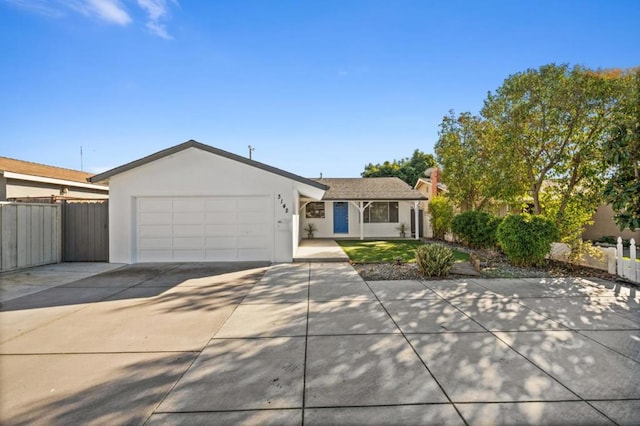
[314,177,427,200]
[0,157,93,183]
[414,177,447,192]
[89,139,329,191]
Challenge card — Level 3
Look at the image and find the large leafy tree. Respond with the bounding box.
[362,149,437,187]
[604,68,640,231]
[434,110,523,211]
[481,64,622,239]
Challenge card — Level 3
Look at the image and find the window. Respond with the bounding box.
[364,202,399,223]
[305,202,325,218]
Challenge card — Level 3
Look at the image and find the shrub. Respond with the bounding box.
[415,243,454,277]
[451,210,502,248]
[496,214,559,267]
[429,196,455,240]
[598,235,616,245]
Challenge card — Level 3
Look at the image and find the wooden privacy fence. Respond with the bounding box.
[0,202,61,272]
[62,200,109,262]
[617,237,639,284]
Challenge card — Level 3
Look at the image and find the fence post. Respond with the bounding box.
[631,238,637,283]
[617,237,623,276]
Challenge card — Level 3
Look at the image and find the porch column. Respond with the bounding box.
[413,201,420,240]
[349,201,371,241]
[359,201,365,240]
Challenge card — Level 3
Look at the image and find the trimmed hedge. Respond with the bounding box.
[451,210,502,248]
[415,243,454,277]
[496,214,559,267]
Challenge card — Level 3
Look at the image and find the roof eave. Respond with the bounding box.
[88,140,328,191]
[321,196,427,201]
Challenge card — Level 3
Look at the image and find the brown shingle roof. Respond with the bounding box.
[314,177,427,200]
[0,157,92,183]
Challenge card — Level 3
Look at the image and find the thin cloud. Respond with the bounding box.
[69,0,132,26]
[88,0,131,25]
[4,0,179,38]
[137,0,177,39]
[4,0,64,17]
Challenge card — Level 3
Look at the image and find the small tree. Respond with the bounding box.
[429,196,454,240]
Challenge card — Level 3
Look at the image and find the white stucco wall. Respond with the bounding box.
[108,147,321,263]
[5,180,108,200]
[301,200,416,239]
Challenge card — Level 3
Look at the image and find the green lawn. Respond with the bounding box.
[337,240,470,264]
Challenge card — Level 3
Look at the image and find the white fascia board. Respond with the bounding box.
[2,171,109,191]
[295,181,325,200]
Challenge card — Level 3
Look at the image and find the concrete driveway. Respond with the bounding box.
[1,263,638,425]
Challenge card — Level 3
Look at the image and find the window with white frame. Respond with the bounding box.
[305,202,325,218]
[363,202,399,223]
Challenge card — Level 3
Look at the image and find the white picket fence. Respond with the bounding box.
[617,237,639,284]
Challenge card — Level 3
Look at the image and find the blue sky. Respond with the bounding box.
[1,1,638,178]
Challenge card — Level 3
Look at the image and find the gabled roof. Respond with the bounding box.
[314,177,427,200]
[88,140,329,190]
[415,177,447,192]
[0,157,94,183]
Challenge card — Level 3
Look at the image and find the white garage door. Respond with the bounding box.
[136,196,273,262]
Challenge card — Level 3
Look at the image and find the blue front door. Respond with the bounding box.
[333,202,349,234]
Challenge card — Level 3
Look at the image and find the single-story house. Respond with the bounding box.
[0,157,108,202]
[300,178,426,240]
[89,140,327,263]
[89,140,427,264]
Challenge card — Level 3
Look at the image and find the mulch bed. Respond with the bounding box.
[352,241,622,282]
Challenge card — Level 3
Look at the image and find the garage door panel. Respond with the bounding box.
[173,224,203,236]
[139,198,172,211]
[173,237,204,249]
[238,198,267,211]
[137,196,273,262]
[205,211,237,224]
[238,235,269,248]
[238,223,268,234]
[205,199,237,211]
[138,224,172,237]
[238,211,267,224]
[173,212,203,225]
[173,199,204,211]
[138,237,172,249]
[204,224,237,236]
[139,212,172,225]
[205,237,238,249]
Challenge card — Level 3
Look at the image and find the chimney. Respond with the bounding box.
[431,168,439,198]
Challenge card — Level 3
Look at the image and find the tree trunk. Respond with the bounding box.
[531,182,542,214]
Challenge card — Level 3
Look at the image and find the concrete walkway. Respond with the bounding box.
[1,262,638,425]
[293,239,349,262]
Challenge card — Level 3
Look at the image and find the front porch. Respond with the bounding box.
[293,239,350,263]
[298,177,428,243]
